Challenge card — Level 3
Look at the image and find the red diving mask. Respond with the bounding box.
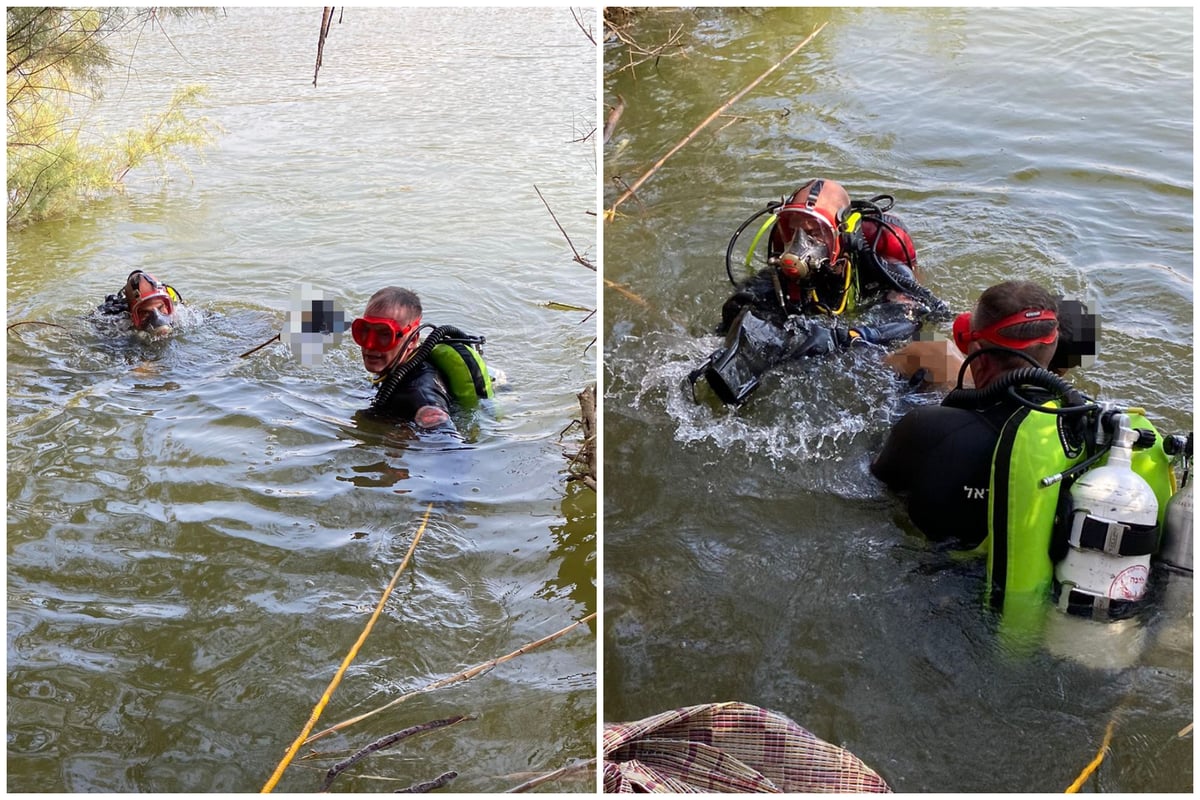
[125,271,175,330]
[775,207,840,279]
[351,315,421,351]
[953,308,1058,354]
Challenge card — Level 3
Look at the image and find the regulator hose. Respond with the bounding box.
[370,324,481,413]
[724,193,948,316]
[725,202,781,287]
[873,256,950,318]
[943,356,1091,414]
[850,199,950,317]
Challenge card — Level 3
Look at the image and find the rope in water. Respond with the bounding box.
[260,502,434,793]
[1064,718,1114,793]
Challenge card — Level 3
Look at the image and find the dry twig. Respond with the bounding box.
[304,612,597,744]
[605,12,686,77]
[570,7,595,45]
[261,504,434,793]
[505,758,596,793]
[605,22,828,219]
[534,185,595,271]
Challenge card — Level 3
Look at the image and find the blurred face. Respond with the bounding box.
[357,305,420,374]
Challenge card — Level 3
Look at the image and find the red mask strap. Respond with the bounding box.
[953,308,1058,354]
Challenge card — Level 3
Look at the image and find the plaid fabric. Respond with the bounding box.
[603,702,891,793]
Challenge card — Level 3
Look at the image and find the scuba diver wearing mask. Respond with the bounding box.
[355,286,494,430]
[98,270,183,336]
[691,178,947,405]
[871,280,1189,625]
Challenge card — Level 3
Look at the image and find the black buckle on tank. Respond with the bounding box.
[1072,514,1158,557]
[1055,585,1139,621]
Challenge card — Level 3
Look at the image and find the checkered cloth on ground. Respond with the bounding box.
[603,701,890,793]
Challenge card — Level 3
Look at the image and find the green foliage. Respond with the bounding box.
[7,7,219,228]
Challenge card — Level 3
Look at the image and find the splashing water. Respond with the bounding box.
[615,325,918,480]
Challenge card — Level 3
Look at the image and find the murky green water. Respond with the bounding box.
[603,7,1191,793]
[8,7,596,793]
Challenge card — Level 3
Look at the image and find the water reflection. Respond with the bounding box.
[542,481,598,619]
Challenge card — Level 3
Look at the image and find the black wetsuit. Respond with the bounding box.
[871,395,1025,548]
[369,360,452,422]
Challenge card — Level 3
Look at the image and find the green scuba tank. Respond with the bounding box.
[429,339,494,408]
[986,398,1087,616]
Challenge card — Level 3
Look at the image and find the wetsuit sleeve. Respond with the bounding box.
[719,270,783,333]
[374,362,452,423]
[851,319,921,346]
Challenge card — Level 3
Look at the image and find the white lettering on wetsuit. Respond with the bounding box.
[964,486,987,500]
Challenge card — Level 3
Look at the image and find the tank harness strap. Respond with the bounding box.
[448,341,491,399]
[1069,515,1158,557]
[987,406,1030,609]
[1058,588,1138,620]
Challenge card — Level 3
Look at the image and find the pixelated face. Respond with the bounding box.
[281,285,348,365]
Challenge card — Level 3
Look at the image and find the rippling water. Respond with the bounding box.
[603,7,1191,793]
[8,7,596,793]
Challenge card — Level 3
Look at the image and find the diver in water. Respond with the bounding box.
[693,178,947,405]
[873,280,1187,621]
[885,297,1099,391]
[97,270,183,336]
[355,287,453,429]
[870,280,1061,545]
[354,286,495,430]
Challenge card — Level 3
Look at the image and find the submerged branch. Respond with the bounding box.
[505,758,596,793]
[318,716,470,792]
[603,95,625,144]
[304,612,597,744]
[395,771,459,793]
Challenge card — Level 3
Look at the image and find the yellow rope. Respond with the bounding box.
[1064,719,1115,793]
[260,502,434,793]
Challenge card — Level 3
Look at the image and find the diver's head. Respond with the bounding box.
[953,280,1059,389]
[354,286,422,375]
[771,179,850,281]
[125,270,176,336]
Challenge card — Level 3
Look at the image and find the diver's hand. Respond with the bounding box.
[414,405,453,430]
